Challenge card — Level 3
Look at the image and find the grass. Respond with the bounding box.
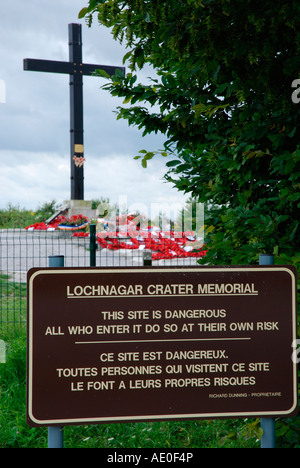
[0,279,260,449]
[0,277,299,448]
[0,332,261,449]
[0,201,58,229]
[0,275,27,333]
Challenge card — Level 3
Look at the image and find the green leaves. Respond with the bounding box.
[94,68,111,79]
[134,149,169,168]
[166,160,181,167]
[79,0,300,270]
[193,102,229,119]
[78,7,89,19]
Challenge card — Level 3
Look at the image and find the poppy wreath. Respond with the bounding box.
[26,213,207,260]
[57,214,89,231]
[25,216,67,231]
[26,215,89,231]
[91,230,207,260]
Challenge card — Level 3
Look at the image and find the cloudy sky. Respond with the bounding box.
[0,0,188,216]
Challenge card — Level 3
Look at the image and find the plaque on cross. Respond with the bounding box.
[24,23,125,200]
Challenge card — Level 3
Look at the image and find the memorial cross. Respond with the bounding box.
[24,23,125,200]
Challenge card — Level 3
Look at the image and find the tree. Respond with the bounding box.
[79,0,300,268]
[79,1,300,446]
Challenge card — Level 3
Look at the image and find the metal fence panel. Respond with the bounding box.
[0,229,200,332]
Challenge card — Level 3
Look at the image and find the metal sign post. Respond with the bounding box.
[47,256,65,449]
[259,254,276,449]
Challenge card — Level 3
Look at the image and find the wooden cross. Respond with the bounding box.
[24,23,125,201]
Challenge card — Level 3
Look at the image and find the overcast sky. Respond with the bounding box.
[0,0,188,216]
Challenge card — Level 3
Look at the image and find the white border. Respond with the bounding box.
[27,267,298,425]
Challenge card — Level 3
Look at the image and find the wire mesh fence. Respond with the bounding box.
[0,228,203,333]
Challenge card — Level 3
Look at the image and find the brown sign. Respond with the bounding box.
[27,266,298,427]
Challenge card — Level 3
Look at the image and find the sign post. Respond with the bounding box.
[259,254,276,449]
[27,266,298,429]
[47,256,65,449]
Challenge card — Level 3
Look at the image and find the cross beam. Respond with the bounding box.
[24,23,125,200]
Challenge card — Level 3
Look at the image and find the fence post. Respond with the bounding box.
[0,340,6,363]
[143,250,152,266]
[48,255,65,449]
[259,253,276,449]
[89,224,97,267]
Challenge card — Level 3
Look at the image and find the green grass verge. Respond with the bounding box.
[0,276,299,448]
[0,333,261,449]
[0,275,27,333]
